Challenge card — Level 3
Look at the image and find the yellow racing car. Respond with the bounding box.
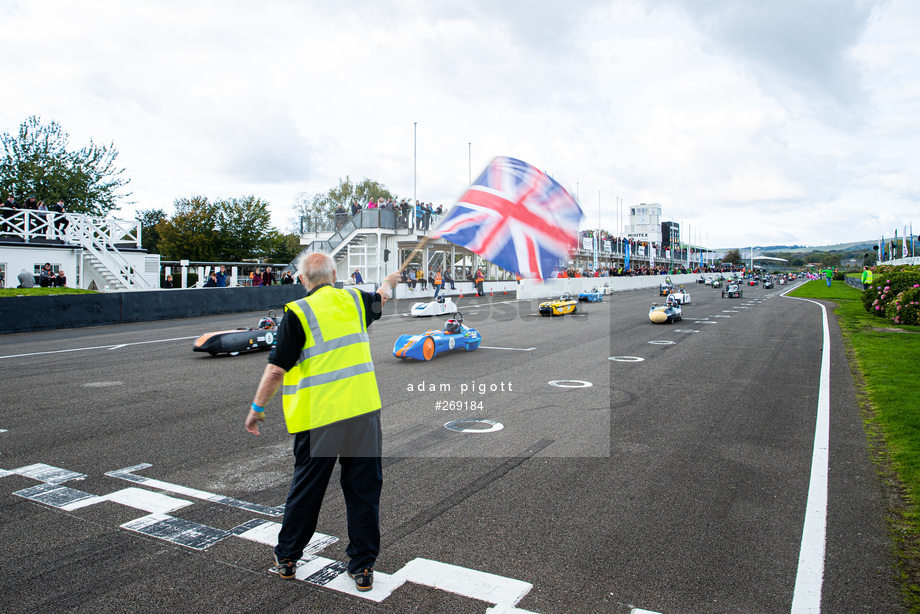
[539,292,578,316]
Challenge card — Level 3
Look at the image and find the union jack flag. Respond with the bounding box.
[432,156,584,281]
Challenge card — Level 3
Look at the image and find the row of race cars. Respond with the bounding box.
[647,272,774,323]
[191,276,772,360]
[697,272,786,289]
[192,287,609,362]
[192,301,483,363]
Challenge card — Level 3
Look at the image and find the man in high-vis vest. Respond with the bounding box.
[861,266,873,290]
[245,251,399,592]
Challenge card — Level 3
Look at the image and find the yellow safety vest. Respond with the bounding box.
[281,286,381,433]
[862,269,873,285]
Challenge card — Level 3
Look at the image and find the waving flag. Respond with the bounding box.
[432,156,584,281]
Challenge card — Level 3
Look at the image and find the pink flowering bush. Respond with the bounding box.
[889,286,920,326]
[862,265,920,320]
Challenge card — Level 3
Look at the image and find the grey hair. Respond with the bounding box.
[296,251,336,288]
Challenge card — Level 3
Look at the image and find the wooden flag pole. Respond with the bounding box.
[397,235,432,275]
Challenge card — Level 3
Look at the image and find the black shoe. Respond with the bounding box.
[273,553,296,580]
[347,568,373,592]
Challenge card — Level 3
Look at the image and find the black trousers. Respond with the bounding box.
[274,412,382,574]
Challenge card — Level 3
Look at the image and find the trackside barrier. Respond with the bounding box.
[3,275,704,334]
[0,285,308,334]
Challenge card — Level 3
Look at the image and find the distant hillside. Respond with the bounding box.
[732,241,878,257]
[765,240,877,254]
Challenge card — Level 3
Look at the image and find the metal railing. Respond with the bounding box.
[0,208,141,247]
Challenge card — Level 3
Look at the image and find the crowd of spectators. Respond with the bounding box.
[328,198,444,232]
[1,193,69,238]
[553,262,739,278]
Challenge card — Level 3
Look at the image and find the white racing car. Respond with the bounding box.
[410,296,458,317]
[667,286,691,305]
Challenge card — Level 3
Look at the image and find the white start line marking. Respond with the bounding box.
[2,461,543,613]
[0,336,199,360]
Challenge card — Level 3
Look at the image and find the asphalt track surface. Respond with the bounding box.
[0,281,904,613]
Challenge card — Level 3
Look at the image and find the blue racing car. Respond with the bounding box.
[578,287,604,303]
[393,313,482,361]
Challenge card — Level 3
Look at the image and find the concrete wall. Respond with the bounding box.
[2,274,703,335]
[1,285,309,334]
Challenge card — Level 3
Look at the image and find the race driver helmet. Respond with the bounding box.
[258,317,275,329]
[444,319,461,334]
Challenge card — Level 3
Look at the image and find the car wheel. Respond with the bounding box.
[572,305,577,313]
[422,337,436,361]
[466,341,480,351]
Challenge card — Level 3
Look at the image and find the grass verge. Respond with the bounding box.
[0,288,96,297]
[789,280,920,608]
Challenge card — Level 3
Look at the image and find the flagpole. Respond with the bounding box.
[398,235,432,274]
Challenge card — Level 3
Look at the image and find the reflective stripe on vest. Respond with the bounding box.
[281,286,381,433]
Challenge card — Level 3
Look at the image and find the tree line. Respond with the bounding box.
[137,197,301,263]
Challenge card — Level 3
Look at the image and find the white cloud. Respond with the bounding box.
[0,0,918,247]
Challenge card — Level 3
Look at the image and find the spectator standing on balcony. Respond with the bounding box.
[1,194,17,233]
[351,269,363,284]
[351,199,361,217]
[281,270,294,284]
[423,203,432,230]
[23,196,37,210]
[52,200,69,238]
[164,274,174,288]
[216,265,227,287]
[252,268,263,287]
[263,266,276,286]
[368,198,377,209]
[334,204,348,230]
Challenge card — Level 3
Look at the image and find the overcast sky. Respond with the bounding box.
[2,0,917,249]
